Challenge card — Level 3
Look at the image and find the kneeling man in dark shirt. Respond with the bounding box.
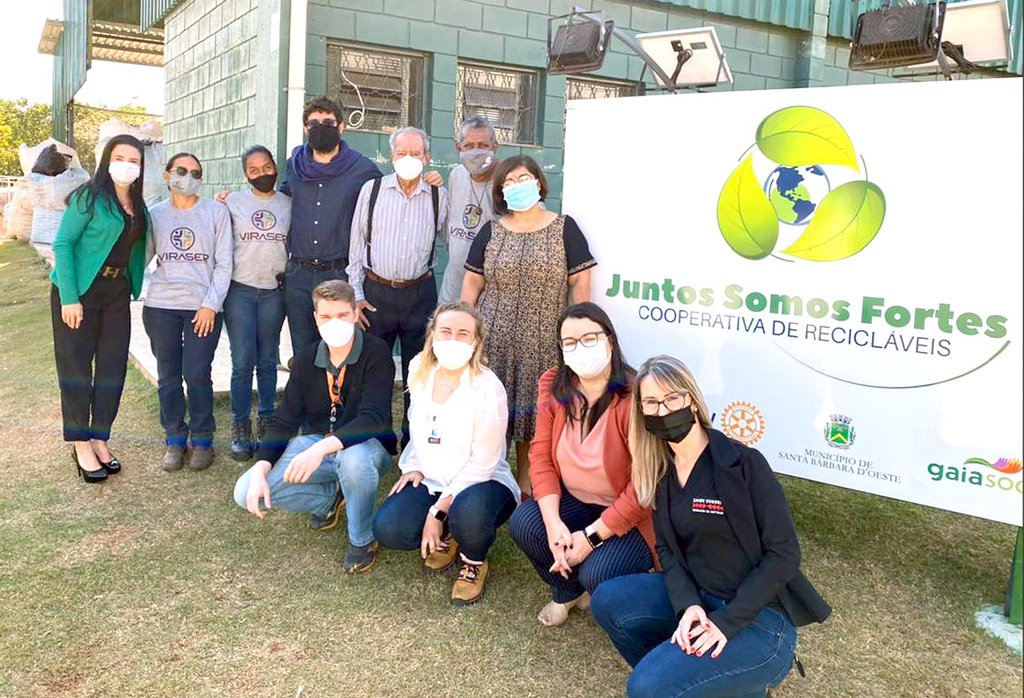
[233,279,397,573]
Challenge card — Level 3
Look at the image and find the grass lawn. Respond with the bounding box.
[0,239,1020,698]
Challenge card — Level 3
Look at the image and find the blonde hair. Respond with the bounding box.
[628,355,714,509]
[408,301,488,391]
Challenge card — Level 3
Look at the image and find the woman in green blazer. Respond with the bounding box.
[51,134,150,483]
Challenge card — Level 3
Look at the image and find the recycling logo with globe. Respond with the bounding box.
[717,106,886,262]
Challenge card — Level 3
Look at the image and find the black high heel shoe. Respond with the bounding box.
[98,455,121,474]
[72,449,108,484]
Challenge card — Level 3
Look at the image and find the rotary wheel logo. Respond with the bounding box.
[717,106,885,263]
[170,227,195,251]
[721,401,766,446]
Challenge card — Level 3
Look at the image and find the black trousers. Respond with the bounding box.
[50,278,131,442]
[363,274,437,444]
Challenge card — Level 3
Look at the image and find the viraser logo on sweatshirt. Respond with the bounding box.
[160,227,209,263]
[717,106,885,263]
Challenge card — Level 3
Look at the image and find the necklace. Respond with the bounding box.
[468,176,488,213]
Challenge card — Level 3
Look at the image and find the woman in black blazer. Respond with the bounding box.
[590,355,830,698]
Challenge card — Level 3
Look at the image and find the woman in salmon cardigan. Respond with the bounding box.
[509,302,655,626]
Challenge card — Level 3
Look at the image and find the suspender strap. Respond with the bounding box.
[365,178,439,272]
[429,184,439,269]
[365,177,383,271]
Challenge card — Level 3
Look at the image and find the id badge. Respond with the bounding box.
[427,415,441,445]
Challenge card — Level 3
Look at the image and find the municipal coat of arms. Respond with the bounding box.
[824,414,855,449]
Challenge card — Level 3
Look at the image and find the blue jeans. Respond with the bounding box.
[283,261,346,353]
[142,306,223,448]
[223,281,285,423]
[232,435,390,547]
[373,479,517,562]
[509,491,653,604]
[591,573,797,698]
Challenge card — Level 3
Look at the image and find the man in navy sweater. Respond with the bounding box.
[279,96,383,353]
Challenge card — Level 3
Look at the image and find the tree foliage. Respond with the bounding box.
[0,99,159,177]
[71,103,156,174]
[0,99,52,176]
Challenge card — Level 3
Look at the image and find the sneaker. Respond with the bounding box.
[424,534,459,574]
[188,446,215,471]
[255,415,272,447]
[230,420,253,462]
[307,489,345,531]
[343,541,378,574]
[162,445,186,472]
[451,560,488,606]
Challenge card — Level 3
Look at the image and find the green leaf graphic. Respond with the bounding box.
[756,106,860,171]
[783,181,886,261]
[717,154,779,260]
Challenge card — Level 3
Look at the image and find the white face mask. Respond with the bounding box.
[563,338,611,379]
[433,339,476,371]
[393,155,425,181]
[318,318,355,348]
[108,161,141,187]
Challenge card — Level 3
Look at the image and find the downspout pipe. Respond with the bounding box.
[285,0,307,153]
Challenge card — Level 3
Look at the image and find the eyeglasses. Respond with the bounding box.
[172,166,202,179]
[640,392,690,416]
[502,173,536,190]
[561,331,606,352]
[306,118,338,129]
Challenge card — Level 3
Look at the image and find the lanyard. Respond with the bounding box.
[325,365,347,431]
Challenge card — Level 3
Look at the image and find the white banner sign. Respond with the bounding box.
[563,78,1023,526]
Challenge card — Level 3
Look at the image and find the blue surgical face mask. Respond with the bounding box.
[503,179,541,212]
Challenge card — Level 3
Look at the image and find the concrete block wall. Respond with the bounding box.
[163,0,260,193]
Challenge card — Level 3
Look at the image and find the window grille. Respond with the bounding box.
[456,62,540,146]
[565,76,642,101]
[325,41,424,133]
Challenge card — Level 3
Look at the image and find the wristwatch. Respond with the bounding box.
[584,524,604,549]
[428,505,448,523]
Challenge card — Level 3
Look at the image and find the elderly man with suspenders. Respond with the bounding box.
[347,126,449,447]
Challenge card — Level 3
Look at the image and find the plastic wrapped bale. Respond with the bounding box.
[143,141,167,206]
[2,201,12,239]
[26,167,90,245]
[19,139,82,176]
[95,119,167,206]
[8,180,34,242]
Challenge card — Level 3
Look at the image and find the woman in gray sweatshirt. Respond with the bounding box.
[143,152,233,471]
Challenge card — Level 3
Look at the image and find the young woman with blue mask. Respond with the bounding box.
[461,156,596,497]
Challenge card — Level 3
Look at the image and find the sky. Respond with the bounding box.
[0,1,165,114]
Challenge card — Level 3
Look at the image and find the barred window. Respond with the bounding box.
[456,62,540,146]
[566,76,642,101]
[325,41,425,133]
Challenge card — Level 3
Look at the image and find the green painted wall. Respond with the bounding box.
[302,0,815,214]
[162,0,261,192]
[157,0,1015,199]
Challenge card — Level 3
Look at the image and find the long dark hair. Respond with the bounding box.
[67,134,147,239]
[551,302,634,433]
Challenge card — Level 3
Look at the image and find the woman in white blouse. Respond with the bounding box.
[372,301,520,605]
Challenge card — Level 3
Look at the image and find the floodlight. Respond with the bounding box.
[545,7,727,92]
[547,12,613,74]
[849,2,947,70]
[900,0,1013,73]
[634,27,733,89]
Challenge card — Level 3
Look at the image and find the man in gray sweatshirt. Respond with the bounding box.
[143,154,233,471]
